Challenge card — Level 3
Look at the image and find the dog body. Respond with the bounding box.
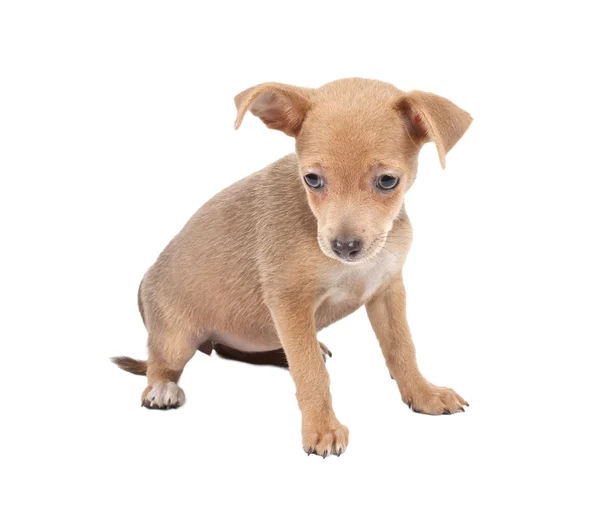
[113,78,471,457]
[140,153,410,351]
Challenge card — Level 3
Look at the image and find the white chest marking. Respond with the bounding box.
[321,249,401,306]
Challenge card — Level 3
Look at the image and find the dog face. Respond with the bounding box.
[234,78,471,264]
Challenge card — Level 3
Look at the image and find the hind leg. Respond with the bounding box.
[142,327,199,410]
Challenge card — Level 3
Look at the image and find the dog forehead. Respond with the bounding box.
[297,80,413,172]
[297,109,411,172]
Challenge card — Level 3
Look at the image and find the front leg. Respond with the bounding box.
[270,299,349,457]
[366,274,468,415]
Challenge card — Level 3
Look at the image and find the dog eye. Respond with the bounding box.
[304,173,324,189]
[376,174,399,191]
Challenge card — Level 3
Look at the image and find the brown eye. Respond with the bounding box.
[376,174,399,191]
[304,173,324,189]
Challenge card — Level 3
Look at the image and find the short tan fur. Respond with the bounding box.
[112,78,472,457]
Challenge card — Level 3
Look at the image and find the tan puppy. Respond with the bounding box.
[113,78,472,457]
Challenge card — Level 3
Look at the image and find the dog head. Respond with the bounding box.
[234,78,471,264]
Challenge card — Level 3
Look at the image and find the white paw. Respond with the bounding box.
[141,381,185,410]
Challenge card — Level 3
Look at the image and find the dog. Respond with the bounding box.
[112,78,472,457]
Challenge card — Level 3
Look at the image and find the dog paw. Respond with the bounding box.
[319,342,332,363]
[141,381,185,410]
[303,420,349,457]
[403,383,468,415]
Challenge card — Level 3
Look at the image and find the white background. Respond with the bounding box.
[1,1,599,505]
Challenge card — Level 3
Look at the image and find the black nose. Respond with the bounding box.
[331,238,362,259]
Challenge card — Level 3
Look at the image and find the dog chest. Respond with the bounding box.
[320,251,400,308]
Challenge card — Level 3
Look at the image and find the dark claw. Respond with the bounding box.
[465,401,470,407]
[443,408,451,415]
[322,451,328,459]
[459,406,465,412]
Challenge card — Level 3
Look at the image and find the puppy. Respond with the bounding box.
[113,78,472,457]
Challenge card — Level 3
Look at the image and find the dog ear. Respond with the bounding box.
[396,91,472,168]
[234,83,313,137]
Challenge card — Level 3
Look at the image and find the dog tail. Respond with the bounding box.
[111,356,148,375]
[212,343,289,368]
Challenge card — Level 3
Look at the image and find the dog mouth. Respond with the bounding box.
[317,232,388,264]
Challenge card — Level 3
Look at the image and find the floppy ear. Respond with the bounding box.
[396,91,472,168]
[234,82,313,137]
